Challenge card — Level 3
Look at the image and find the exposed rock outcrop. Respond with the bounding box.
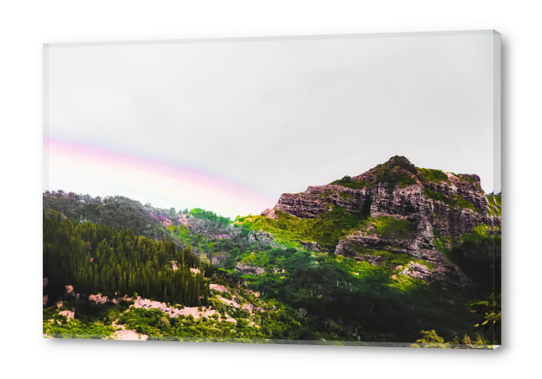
[260,156,500,289]
[210,284,230,293]
[236,262,264,276]
[398,251,471,289]
[248,230,283,249]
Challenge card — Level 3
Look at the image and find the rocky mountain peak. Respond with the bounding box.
[259,156,500,289]
[374,155,418,179]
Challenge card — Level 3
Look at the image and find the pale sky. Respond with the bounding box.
[44,31,500,218]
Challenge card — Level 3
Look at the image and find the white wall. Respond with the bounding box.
[1,1,538,378]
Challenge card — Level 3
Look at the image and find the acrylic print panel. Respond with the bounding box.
[43,31,501,348]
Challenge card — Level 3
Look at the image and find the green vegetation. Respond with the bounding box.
[360,216,417,240]
[376,168,418,189]
[43,213,214,306]
[240,251,270,266]
[462,175,478,185]
[237,206,368,251]
[167,224,221,252]
[339,192,354,200]
[115,296,314,340]
[410,329,449,348]
[410,329,493,349]
[190,208,232,226]
[214,244,476,343]
[425,188,478,211]
[43,191,182,240]
[352,247,434,271]
[331,176,370,190]
[43,300,133,338]
[486,193,502,216]
[411,294,500,348]
[467,293,501,344]
[43,178,500,345]
[433,230,453,260]
[434,226,501,296]
[43,314,115,339]
[468,293,501,333]
[373,156,419,190]
[418,168,451,184]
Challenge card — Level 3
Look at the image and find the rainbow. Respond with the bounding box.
[43,137,277,219]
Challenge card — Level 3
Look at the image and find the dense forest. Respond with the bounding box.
[44,212,213,306]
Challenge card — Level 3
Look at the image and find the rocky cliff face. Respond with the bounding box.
[261,156,501,289]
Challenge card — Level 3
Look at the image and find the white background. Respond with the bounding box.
[0,1,539,378]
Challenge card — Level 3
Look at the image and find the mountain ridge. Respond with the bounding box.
[255,156,500,290]
[42,155,501,345]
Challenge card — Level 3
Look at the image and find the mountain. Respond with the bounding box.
[255,156,501,293]
[42,156,501,347]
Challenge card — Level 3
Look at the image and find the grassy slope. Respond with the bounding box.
[211,214,481,342]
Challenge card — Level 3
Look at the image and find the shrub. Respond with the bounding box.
[331,176,370,190]
[376,169,418,189]
[361,216,417,240]
[418,168,450,184]
[410,330,449,348]
[424,189,477,211]
[237,206,367,250]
